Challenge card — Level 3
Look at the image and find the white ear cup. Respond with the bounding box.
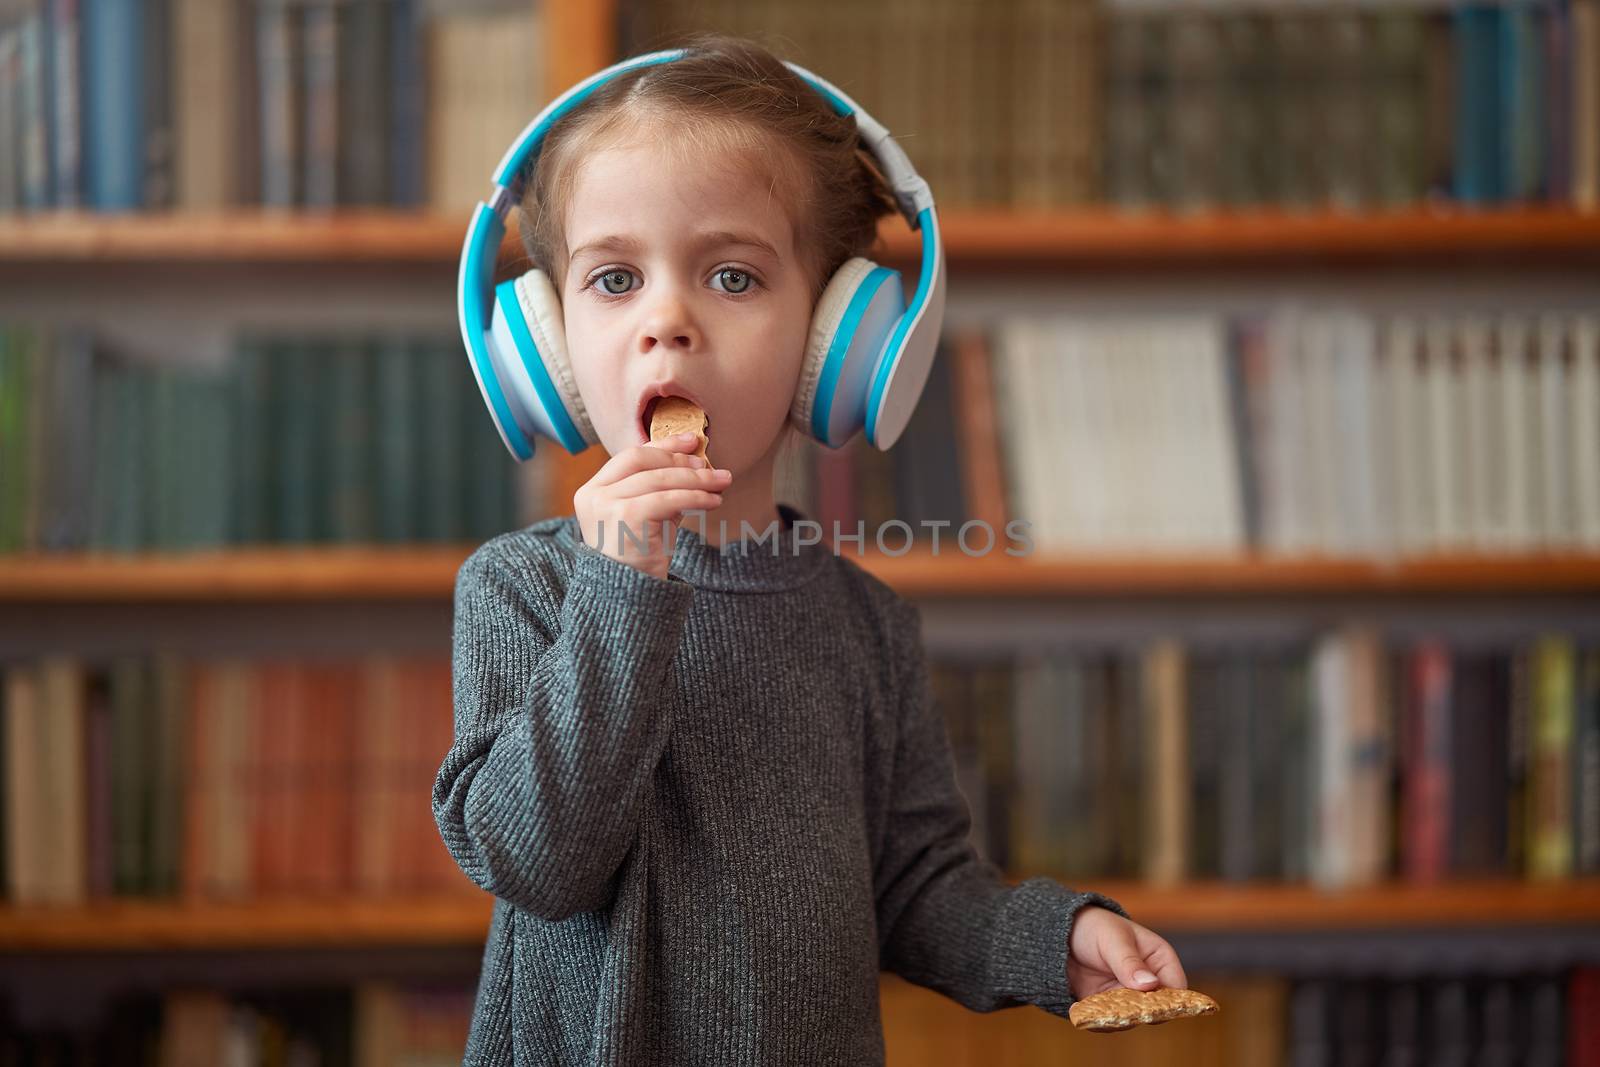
[510,269,599,448]
[792,257,881,444]
[790,256,907,449]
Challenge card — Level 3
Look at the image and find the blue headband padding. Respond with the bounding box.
[461,205,533,460]
[492,280,588,454]
[492,51,857,197]
[811,266,900,445]
[493,52,684,191]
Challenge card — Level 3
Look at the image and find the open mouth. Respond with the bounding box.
[640,394,710,444]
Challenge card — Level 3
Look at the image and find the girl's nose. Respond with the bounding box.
[637,286,700,353]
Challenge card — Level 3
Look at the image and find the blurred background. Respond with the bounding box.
[1,0,1598,1063]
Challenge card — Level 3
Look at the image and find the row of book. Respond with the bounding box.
[0,0,543,215]
[0,654,473,906]
[0,323,550,554]
[7,970,1597,1065]
[5,306,1596,562]
[5,628,1596,906]
[0,981,473,1067]
[10,0,1597,219]
[885,970,1599,1066]
[623,0,1600,212]
[1103,0,1600,213]
[835,310,1600,558]
[936,630,1599,888]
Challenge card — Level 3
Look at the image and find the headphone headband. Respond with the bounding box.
[458,47,945,461]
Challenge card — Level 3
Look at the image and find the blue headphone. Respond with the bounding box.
[456,47,947,461]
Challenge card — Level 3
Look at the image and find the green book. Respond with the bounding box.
[0,326,20,553]
[275,339,320,544]
[147,655,186,898]
[1218,10,1273,208]
[116,365,150,552]
[109,658,148,896]
[150,366,184,550]
[190,368,232,550]
[1167,7,1224,213]
[375,334,419,543]
[419,335,462,543]
[328,335,376,544]
[1268,8,1321,210]
[1370,7,1427,207]
[231,335,273,546]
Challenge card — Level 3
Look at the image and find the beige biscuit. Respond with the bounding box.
[1068,986,1219,1032]
[648,396,710,464]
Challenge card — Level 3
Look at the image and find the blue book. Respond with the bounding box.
[1453,1,1504,204]
[19,0,53,209]
[48,0,81,209]
[388,0,423,207]
[82,0,143,210]
[1499,0,1548,202]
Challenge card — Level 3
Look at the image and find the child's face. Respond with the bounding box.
[559,136,814,476]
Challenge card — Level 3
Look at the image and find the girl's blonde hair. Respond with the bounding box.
[514,30,900,306]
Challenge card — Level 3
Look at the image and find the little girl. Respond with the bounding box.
[433,31,1186,1066]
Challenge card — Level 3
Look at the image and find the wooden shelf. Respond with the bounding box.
[2,880,1594,952]
[3,547,1599,601]
[0,895,493,952]
[1063,878,1600,932]
[923,204,1600,267]
[2,205,1597,268]
[0,210,512,266]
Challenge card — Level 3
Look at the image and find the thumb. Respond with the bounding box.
[1106,926,1159,991]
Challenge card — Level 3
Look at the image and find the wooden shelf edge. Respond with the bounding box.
[3,548,1600,601]
[1062,878,1600,932]
[0,545,479,601]
[0,894,493,952]
[894,204,1600,266]
[1,881,1594,952]
[3,206,1598,266]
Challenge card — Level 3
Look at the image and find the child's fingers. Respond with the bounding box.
[588,434,705,488]
[1134,929,1188,990]
[1103,925,1159,991]
[624,489,727,523]
[610,464,730,501]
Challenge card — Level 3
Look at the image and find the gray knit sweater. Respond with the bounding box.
[433,502,1126,1065]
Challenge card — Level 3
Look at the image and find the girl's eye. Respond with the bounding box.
[584,265,762,299]
[711,267,758,295]
[596,269,635,296]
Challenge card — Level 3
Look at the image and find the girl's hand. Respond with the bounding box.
[573,432,732,582]
[1067,905,1188,999]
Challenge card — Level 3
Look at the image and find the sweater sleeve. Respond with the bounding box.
[433,534,694,921]
[872,597,1129,1019]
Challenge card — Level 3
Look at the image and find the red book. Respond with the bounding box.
[254,662,304,897]
[180,661,217,902]
[1571,968,1600,1067]
[949,328,1010,535]
[83,674,115,901]
[1402,641,1452,883]
[418,659,460,893]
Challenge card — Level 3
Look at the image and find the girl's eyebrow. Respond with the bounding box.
[569,230,781,265]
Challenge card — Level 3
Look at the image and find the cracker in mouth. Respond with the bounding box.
[647,396,710,465]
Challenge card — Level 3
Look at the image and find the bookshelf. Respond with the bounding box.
[4,548,1600,602]
[4,0,1600,1061]
[3,880,1597,954]
[3,205,1599,268]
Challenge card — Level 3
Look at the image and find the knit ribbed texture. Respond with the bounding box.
[433,502,1126,1065]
